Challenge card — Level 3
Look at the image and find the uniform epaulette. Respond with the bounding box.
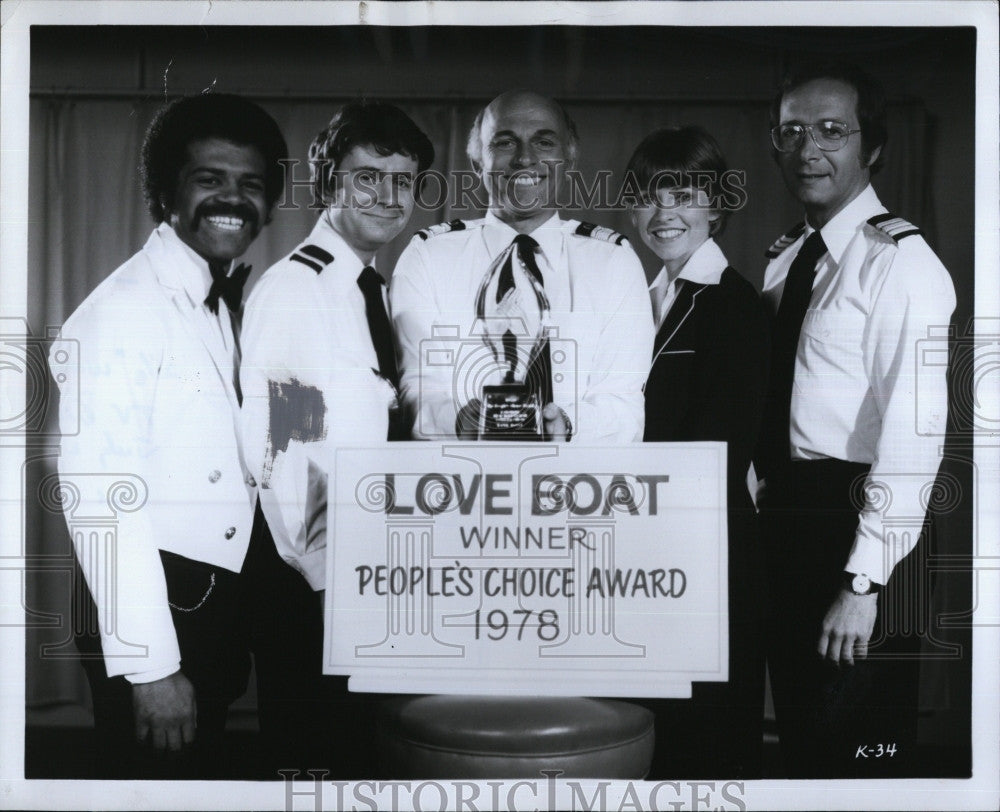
[867,213,923,243]
[415,219,468,240]
[574,222,628,246]
[764,222,806,259]
[289,244,334,273]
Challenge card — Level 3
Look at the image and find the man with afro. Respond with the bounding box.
[51,93,287,778]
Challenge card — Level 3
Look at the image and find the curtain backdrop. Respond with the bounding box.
[25,93,937,713]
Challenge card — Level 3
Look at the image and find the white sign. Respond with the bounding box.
[322,442,728,698]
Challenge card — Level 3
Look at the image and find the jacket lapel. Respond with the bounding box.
[165,286,242,410]
[147,229,242,413]
[651,280,706,366]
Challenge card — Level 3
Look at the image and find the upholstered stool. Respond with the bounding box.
[377,695,655,778]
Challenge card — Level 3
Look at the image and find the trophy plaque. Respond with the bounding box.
[473,244,550,440]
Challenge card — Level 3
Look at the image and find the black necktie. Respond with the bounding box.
[757,231,828,479]
[205,262,252,315]
[496,234,553,406]
[357,266,400,390]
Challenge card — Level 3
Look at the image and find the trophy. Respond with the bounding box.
[472,243,550,440]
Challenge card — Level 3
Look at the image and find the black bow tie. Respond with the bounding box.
[205,263,252,314]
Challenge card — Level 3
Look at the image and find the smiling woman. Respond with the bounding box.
[626,125,771,779]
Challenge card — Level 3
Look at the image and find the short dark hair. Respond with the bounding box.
[308,101,435,205]
[624,125,731,236]
[141,93,288,223]
[770,61,887,175]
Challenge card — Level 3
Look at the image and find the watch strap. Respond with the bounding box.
[843,571,882,596]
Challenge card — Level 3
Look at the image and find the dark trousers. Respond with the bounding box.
[76,549,252,779]
[639,504,766,779]
[75,502,376,779]
[242,501,377,779]
[761,459,923,778]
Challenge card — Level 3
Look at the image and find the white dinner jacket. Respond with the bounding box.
[53,224,257,679]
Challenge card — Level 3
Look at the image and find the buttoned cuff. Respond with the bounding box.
[844,536,889,586]
[124,664,181,685]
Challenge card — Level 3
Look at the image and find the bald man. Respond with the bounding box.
[391,90,653,442]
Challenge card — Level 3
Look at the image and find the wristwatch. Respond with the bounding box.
[843,571,882,596]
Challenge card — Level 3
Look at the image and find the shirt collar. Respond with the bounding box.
[810,184,886,265]
[310,213,373,285]
[648,238,728,292]
[483,210,564,266]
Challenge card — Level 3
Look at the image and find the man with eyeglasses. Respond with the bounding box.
[756,63,955,777]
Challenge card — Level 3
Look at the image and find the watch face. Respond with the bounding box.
[852,574,871,594]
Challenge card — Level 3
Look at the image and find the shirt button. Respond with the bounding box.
[224,527,236,540]
[209,470,222,483]
[246,474,257,488]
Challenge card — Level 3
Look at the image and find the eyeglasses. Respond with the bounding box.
[770,121,862,153]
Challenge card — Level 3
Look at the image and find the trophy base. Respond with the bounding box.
[478,384,543,441]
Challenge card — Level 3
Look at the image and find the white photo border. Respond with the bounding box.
[1,2,997,810]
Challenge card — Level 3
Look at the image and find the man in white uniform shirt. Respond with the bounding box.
[51,94,287,777]
[757,63,955,777]
[240,101,434,774]
[390,90,653,443]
